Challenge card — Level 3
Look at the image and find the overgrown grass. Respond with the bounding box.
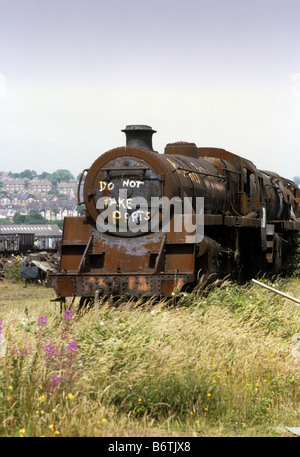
[1,276,300,437]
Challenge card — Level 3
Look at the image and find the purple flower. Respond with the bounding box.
[38,315,47,327]
[44,344,61,370]
[44,343,56,357]
[67,340,78,354]
[66,341,78,364]
[49,375,61,389]
[63,309,74,322]
[10,348,29,357]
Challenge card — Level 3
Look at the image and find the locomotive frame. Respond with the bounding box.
[48,125,300,303]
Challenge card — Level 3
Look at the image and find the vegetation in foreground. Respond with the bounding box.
[1,276,300,437]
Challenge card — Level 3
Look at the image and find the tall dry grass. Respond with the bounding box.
[1,276,300,436]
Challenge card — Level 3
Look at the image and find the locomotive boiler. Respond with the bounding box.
[48,125,300,303]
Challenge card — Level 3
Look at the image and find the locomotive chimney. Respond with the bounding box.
[122,125,156,152]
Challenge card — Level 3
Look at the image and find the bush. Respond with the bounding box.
[2,257,22,281]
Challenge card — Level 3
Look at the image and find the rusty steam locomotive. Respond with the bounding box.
[49,125,300,303]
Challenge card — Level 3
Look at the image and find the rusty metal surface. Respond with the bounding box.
[48,125,300,301]
[50,272,194,298]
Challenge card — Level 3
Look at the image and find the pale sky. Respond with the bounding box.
[0,0,299,180]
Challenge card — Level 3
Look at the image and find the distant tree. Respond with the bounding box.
[50,185,58,194]
[8,171,20,178]
[13,212,27,224]
[13,210,47,224]
[52,207,59,219]
[27,210,47,224]
[0,217,12,225]
[48,219,64,229]
[49,169,74,185]
[293,176,300,185]
[39,171,51,180]
[76,204,86,216]
[20,169,36,179]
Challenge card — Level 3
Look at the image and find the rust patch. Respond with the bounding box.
[128,276,150,292]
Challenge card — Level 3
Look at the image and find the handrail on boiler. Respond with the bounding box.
[77,168,89,205]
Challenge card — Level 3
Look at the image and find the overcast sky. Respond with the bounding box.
[0,0,299,180]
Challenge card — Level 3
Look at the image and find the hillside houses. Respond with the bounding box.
[56,181,78,198]
[27,179,52,194]
[0,191,38,206]
[3,178,26,193]
[0,174,81,222]
[27,200,79,221]
[1,177,52,195]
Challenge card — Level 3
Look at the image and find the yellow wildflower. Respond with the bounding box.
[138,398,142,402]
[207,393,211,397]
[49,424,55,431]
[38,395,46,403]
[6,396,12,401]
[67,393,74,401]
[98,418,108,425]
[8,385,13,391]
[190,411,193,415]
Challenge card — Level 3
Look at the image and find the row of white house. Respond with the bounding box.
[0,200,80,222]
[0,188,83,222]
